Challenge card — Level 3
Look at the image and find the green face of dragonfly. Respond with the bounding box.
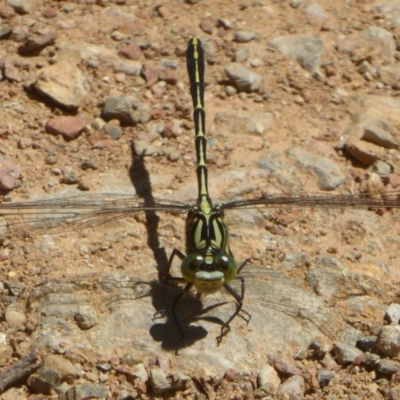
[181,248,238,294]
[181,37,239,294]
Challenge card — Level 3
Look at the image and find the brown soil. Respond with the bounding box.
[1,0,400,399]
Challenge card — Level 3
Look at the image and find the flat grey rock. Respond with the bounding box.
[361,26,396,60]
[103,96,151,125]
[377,359,400,375]
[285,147,346,190]
[224,63,264,92]
[268,34,324,73]
[24,265,362,376]
[214,111,274,136]
[234,30,256,43]
[333,341,363,365]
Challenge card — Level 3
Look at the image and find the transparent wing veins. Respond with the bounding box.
[2,189,400,236]
[0,193,191,235]
[222,189,400,210]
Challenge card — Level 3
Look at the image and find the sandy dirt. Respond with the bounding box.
[1,0,400,399]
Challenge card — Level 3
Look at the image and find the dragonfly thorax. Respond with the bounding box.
[180,248,238,294]
[186,204,229,253]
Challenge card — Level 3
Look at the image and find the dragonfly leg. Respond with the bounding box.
[171,282,193,349]
[153,248,186,320]
[154,248,194,349]
[239,307,252,324]
[217,276,246,346]
[236,260,252,323]
[238,258,251,274]
[153,276,187,319]
[164,248,186,278]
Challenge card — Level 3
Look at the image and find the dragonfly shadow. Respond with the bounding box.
[149,281,246,350]
[128,143,169,281]
[149,281,208,351]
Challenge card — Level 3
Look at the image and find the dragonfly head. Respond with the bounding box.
[181,250,238,294]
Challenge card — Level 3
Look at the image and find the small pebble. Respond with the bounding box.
[7,0,33,14]
[267,356,302,376]
[377,359,400,375]
[75,305,97,330]
[290,0,303,7]
[118,42,142,60]
[218,18,232,29]
[150,368,171,395]
[62,166,79,184]
[81,159,98,170]
[115,72,125,83]
[44,354,77,382]
[0,158,21,190]
[28,368,61,395]
[225,63,263,92]
[103,96,151,125]
[164,147,181,162]
[376,325,400,357]
[91,118,106,130]
[268,34,324,73]
[362,352,380,368]
[0,5,16,18]
[51,168,61,176]
[142,63,159,86]
[104,124,123,140]
[34,60,89,109]
[225,86,237,96]
[333,341,364,365]
[46,116,86,140]
[257,365,280,394]
[96,363,112,372]
[87,58,99,68]
[19,30,57,54]
[42,5,57,18]
[276,375,305,399]
[111,30,126,41]
[386,304,400,324]
[234,30,256,43]
[388,388,400,400]
[234,47,249,63]
[356,336,377,352]
[18,137,32,149]
[250,58,262,68]
[5,306,26,329]
[0,26,12,39]
[120,353,141,367]
[388,174,400,189]
[63,383,108,399]
[77,181,90,191]
[317,368,334,388]
[200,19,214,34]
[158,69,177,84]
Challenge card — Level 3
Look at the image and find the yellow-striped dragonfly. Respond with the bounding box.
[1,38,400,348]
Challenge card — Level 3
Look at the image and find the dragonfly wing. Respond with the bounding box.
[0,193,190,236]
[221,189,400,210]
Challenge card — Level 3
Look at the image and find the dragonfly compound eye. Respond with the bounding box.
[214,253,237,283]
[181,253,204,282]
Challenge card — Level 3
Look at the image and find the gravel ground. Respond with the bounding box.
[1,0,400,399]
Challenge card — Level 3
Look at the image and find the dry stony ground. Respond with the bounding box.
[2,0,400,399]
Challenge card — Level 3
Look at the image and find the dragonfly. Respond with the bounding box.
[1,37,400,348]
